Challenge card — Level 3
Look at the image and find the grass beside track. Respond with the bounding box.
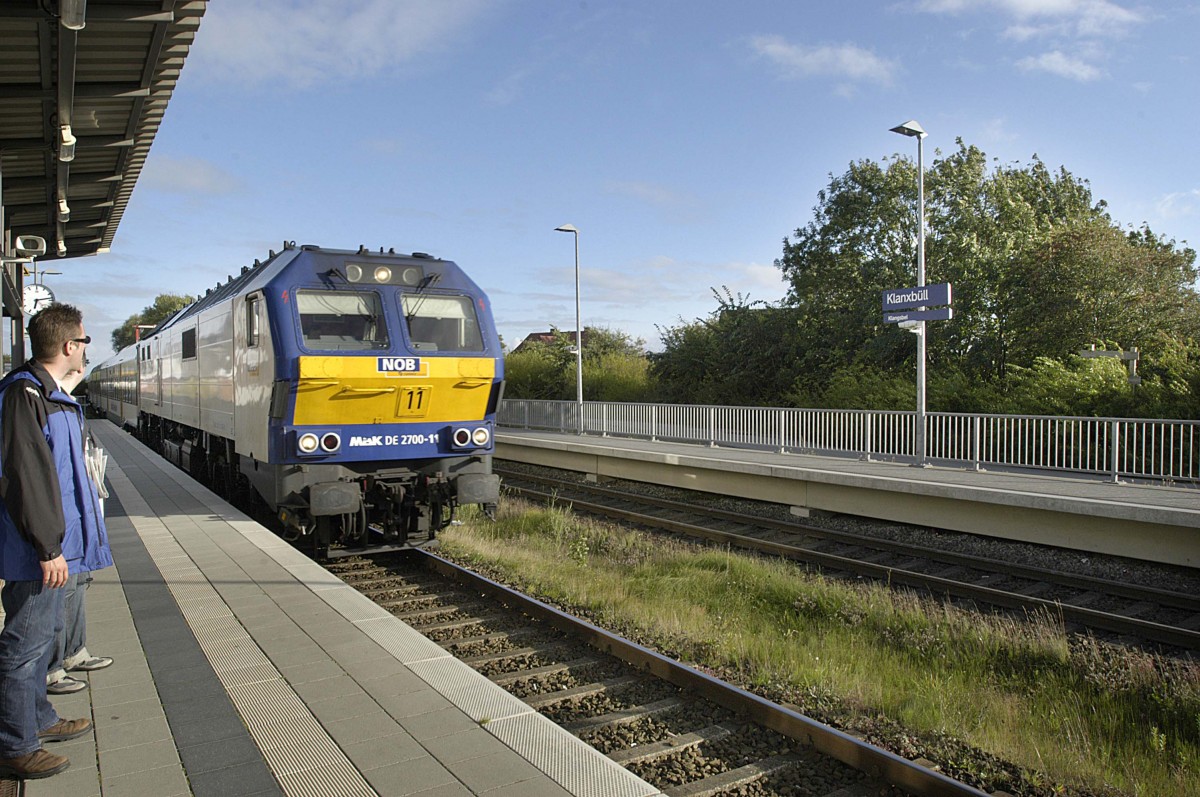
[441,498,1199,797]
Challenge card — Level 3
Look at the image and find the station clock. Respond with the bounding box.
[22,283,56,316]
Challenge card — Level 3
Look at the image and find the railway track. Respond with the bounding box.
[324,550,990,797]
[494,466,1200,652]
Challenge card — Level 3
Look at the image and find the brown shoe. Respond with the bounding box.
[38,717,91,742]
[0,748,69,779]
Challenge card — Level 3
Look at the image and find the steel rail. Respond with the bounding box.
[501,477,1200,650]
[412,549,991,797]
[497,467,1200,612]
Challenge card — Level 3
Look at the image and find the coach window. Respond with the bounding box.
[296,290,388,351]
[400,294,484,352]
[182,328,197,360]
[246,295,261,347]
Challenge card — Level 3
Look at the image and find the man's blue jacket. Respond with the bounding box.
[0,360,112,581]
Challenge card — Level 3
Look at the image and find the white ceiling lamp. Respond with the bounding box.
[59,124,76,162]
[60,0,87,30]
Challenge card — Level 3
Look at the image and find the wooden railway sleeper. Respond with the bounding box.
[438,627,539,651]
[662,752,808,797]
[354,582,426,598]
[563,697,687,734]
[388,602,472,623]
[374,595,444,614]
[608,721,741,766]
[523,674,642,710]
[1064,590,1106,609]
[412,615,506,635]
[489,656,605,688]
[396,607,504,624]
[459,641,577,669]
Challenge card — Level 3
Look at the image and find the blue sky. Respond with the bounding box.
[62,0,1200,366]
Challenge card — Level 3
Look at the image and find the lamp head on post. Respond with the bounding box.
[889,120,927,139]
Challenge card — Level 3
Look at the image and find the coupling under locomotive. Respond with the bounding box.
[89,243,504,556]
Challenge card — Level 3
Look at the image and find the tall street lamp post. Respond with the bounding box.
[889,119,928,466]
[555,224,583,434]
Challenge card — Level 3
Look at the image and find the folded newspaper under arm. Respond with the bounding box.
[86,440,109,499]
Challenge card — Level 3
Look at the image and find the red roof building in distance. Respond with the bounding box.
[511,330,590,354]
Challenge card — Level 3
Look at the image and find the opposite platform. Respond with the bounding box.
[21,420,662,797]
[497,429,1200,568]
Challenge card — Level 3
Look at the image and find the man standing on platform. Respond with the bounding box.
[0,305,112,779]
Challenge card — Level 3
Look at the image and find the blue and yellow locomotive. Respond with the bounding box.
[89,243,503,555]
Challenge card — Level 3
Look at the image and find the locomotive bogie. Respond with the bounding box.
[88,243,505,554]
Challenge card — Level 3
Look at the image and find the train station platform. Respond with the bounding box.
[14,420,662,797]
[496,429,1200,569]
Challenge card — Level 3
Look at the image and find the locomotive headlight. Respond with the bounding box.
[451,427,491,448]
[373,266,392,283]
[320,432,341,452]
[401,267,421,285]
[346,264,363,282]
[297,433,320,454]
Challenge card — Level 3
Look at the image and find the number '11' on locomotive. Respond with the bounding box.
[88,243,504,556]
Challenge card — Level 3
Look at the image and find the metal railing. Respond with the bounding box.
[497,400,1200,486]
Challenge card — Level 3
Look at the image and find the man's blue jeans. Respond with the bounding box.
[48,572,89,680]
[0,579,65,758]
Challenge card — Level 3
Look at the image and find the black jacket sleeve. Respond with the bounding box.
[0,384,65,560]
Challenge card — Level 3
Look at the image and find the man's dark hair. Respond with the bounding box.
[28,304,83,361]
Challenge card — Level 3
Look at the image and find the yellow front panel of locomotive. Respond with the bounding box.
[293,356,495,426]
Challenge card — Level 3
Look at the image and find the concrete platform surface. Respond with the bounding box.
[6,421,663,797]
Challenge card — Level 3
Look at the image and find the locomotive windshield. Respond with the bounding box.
[297,290,389,350]
[401,294,485,352]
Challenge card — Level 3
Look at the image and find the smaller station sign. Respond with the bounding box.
[884,307,954,324]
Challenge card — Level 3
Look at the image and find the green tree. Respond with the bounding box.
[649,139,1200,418]
[652,289,803,406]
[1005,220,1198,366]
[772,139,1200,416]
[585,352,654,402]
[111,294,194,351]
[503,345,565,400]
[924,146,1109,379]
[503,326,650,400]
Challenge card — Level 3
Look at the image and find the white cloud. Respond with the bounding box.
[605,181,689,208]
[1156,190,1200,220]
[604,181,707,225]
[485,67,535,107]
[749,35,896,86]
[141,155,240,194]
[191,0,493,88]
[976,117,1019,145]
[729,262,789,297]
[1016,50,1102,80]
[917,0,1142,38]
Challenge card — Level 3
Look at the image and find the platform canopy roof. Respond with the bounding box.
[0,1,206,301]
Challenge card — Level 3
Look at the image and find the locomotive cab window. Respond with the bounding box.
[401,294,484,352]
[297,290,388,351]
[182,328,197,360]
[246,295,261,347]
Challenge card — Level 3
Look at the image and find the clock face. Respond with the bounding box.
[22,283,56,316]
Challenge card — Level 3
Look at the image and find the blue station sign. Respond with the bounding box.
[881,282,952,312]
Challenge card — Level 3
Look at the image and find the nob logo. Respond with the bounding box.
[377,357,423,373]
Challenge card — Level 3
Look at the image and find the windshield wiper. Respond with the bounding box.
[405,273,442,322]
